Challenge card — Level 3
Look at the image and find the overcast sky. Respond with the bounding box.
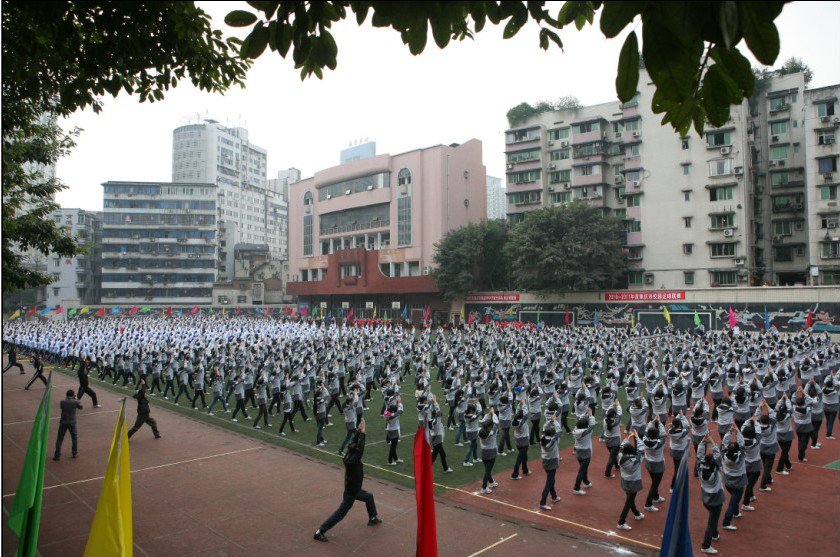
[56,1,840,210]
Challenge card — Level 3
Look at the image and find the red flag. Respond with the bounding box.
[423,306,431,322]
[166,306,172,317]
[484,313,490,324]
[129,306,138,315]
[301,306,308,316]
[805,308,813,329]
[26,307,38,317]
[347,308,354,320]
[564,310,571,325]
[95,307,106,317]
[413,427,438,557]
[236,306,242,314]
[467,313,473,325]
[190,305,199,315]
[54,306,64,314]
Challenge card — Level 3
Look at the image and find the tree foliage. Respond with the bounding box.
[507,203,628,292]
[507,96,582,127]
[1,2,251,292]
[228,1,790,136]
[433,219,512,301]
[777,56,813,85]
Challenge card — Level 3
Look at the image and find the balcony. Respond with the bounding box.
[772,203,804,214]
[571,130,606,145]
[319,219,390,237]
[573,173,608,187]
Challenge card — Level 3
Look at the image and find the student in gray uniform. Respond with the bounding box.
[715,397,734,437]
[721,425,746,531]
[572,412,596,495]
[741,419,762,510]
[253,377,271,429]
[538,422,563,510]
[477,413,499,494]
[642,417,667,511]
[668,413,690,492]
[805,380,824,449]
[207,370,228,415]
[616,433,645,530]
[823,374,838,439]
[697,434,724,554]
[338,398,358,454]
[173,366,191,405]
[774,396,794,474]
[230,375,249,422]
[428,397,453,473]
[384,398,404,465]
[603,403,622,478]
[463,401,481,465]
[497,392,514,456]
[191,364,207,409]
[511,410,531,480]
[792,386,814,462]
[756,400,778,490]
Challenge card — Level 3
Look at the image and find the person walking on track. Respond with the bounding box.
[128,379,161,440]
[314,418,381,542]
[53,390,83,461]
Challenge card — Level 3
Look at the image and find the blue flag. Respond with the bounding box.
[254,307,262,313]
[659,452,693,557]
[764,306,771,330]
[110,307,121,314]
[402,305,408,320]
[593,311,599,326]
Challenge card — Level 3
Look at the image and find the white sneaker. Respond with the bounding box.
[463,461,473,467]
[499,451,507,456]
[759,487,772,492]
[572,490,586,496]
[634,513,645,521]
[811,445,821,450]
[455,442,464,447]
[779,470,790,475]
[644,505,659,512]
[540,504,552,511]
[474,458,482,463]
[583,481,592,488]
[444,468,454,473]
[279,432,286,436]
[669,488,674,494]
[701,546,719,554]
[722,524,737,531]
[396,458,404,463]
[551,496,561,503]
[254,425,261,429]
[94,404,102,408]
[208,412,214,416]
[617,523,632,530]
[489,482,499,488]
[741,505,754,511]
[232,418,238,422]
[656,496,666,503]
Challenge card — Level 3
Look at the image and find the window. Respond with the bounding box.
[548,128,570,141]
[627,246,643,260]
[681,139,689,150]
[550,192,571,204]
[684,271,695,285]
[710,213,734,229]
[397,196,412,246]
[711,271,737,286]
[627,271,644,285]
[711,243,736,257]
[709,186,734,201]
[614,186,626,199]
[774,221,793,236]
[575,165,601,176]
[772,193,804,212]
[572,121,600,134]
[626,144,640,157]
[507,169,541,184]
[770,170,804,187]
[817,101,836,118]
[684,217,693,228]
[624,119,639,132]
[505,128,540,143]
[626,195,640,207]
[549,149,570,161]
[507,191,541,205]
[708,159,732,176]
[684,191,691,201]
[774,246,795,262]
[303,210,313,256]
[706,130,732,147]
[52,287,60,296]
[507,149,541,163]
[820,214,839,229]
[770,146,788,160]
[818,157,838,173]
[770,121,788,135]
[625,170,641,182]
[818,130,836,145]
[824,271,840,285]
[613,208,626,219]
[614,164,624,176]
[237,295,247,303]
[628,219,641,232]
[549,169,572,183]
[683,164,691,175]
[683,244,693,255]
[613,121,624,133]
[822,186,838,200]
[397,168,412,185]
[822,241,840,259]
[769,97,789,111]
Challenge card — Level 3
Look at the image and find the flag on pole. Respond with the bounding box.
[111,307,121,314]
[82,399,132,557]
[629,311,635,328]
[128,306,138,315]
[658,453,693,557]
[254,306,262,313]
[79,306,90,315]
[165,306,172,317]
[140,306,151,314]
[764,306,771,330]
[222,307,227,317]
[593,311,599,327]
[68,308,77,317]
[467,312,473,325]
[190,306,199,316]
[565,310,571,326]
[693,311,701,327]
[347,308,354,321]
[95,307,106,317]
[9,309,21,320]
[402,305,408,321]
[459,304,465,323]
[54,306,64,315]
[413,427,438,557]
[805,308,813,329]
[7,375,52,557]
[663,306,672,325]
[372,305,377,319]
[38,308,50,316]
[728,307,737,329]
[423,306,431,323]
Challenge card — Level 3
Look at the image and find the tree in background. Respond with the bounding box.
[507,203,628,292]
[777,56,813,85]
[433,219,512,301]
[1,2,250,292]
[507,96,582,127]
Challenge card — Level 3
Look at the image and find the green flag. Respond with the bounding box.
[68,308,77,317]
[7,380,52,557]
[694,311,701,327]
[140,306,151,313]
[536,306,541,323]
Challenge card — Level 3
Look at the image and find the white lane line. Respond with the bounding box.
[2,446,261,498]
[466,533,519,557]
[3,409,119,426]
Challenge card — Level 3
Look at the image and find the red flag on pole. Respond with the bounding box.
[423,306,431,322]
[413,427,438,557]
[805,308,813,329]
[190,305,199,315]
[26,307,38,317]
[236,306,242,314]
[166,306,172,317]
[347,308,354,321]
[564,310,571,325]
[129,306,138,315]
[94,307,106,317]
[54,306,64,314]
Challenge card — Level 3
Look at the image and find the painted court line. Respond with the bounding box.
[2,446,261,498]
[3,409,119,426]
[466,533,518,557]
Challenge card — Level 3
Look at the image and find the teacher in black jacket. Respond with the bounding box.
[128,379,161,439]
[314,418,381,542]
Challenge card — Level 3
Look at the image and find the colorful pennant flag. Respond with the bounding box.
[79,306,90,315]
[413,426,438,557]
[95,307,106,317]
[68,308,77,317]
[694,310,701,327]
[190,306,199,316]
[54,306,64,315]
[662,306,671,325]
[110,307,121,314]
[26,308,38,317]
[805,308,813,329]
[764,307,771,330]
[140,306,151,314]
[9,309,20,320]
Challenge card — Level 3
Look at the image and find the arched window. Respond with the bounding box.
[303,192,313,256]
[398,168,412,186]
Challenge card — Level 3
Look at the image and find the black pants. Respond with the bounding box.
[174,384,191,404]
[529,418,540,445]
[387,437,400,463]
[540,468,557,505]
[825,411,837,437]
[777,440,793,471]
[25,371,48,390]
[232,398,249,419]
[338,375,347,397]
[810,420,823,447]
[149,376,162,394]
[645,471,663,506]
[574,457,590,490]
[702,502,722,549]
[163,379,175,397]
[245,388,257,408]
[482,458,495,489]
[268,393,282,414]
[3,360,24,373]
[446,404,457,428]
[326,393,341,417]
[99,365,114,381]
[292,399,308,421]
[745,470,760,503]
[431,443,449,471]
[254,403,269,427]
[54,423,78,458]
[760,453,776,488]
[560,411,571,433]
[127,414,159,438]
[618,491,640,525]
[319,490,377,533]
[498,427,512,452]
[278,411,296,433]
[796,429,811,460]
[605,445,620,476]
[191,389,206,408]
[513,446,529,477]
[77,385,97,406]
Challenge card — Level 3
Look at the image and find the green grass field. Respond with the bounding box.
[50,361,620,495]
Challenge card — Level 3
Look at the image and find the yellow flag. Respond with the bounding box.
[79,306,90,315]
[83,400,132,557]
[9,309,20,319]
[630,312,635,328]
[663,306,671,324]
[372,305,377,319]
[460,304,465,321]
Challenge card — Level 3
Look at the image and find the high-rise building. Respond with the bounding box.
[286,140,486,317]
[171,118,273,280]
[485,175,506,220]
[503,69,838,289]
[266,168,301,263]
[44,209,101,309]
[100,181,217,305]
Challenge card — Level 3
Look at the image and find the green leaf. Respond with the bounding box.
[246,1,279,18]
[240,22,270,59]
[539,28,549,50]
[740,3,780,65]
[717,1,739,49]
[431,18,451,49]
[642,14,699,102]
[599,2,645,38]
[502,17,521,39]
[616,31,640,102]
[702,65,737,127]
[542,28,563,49]
[276,23,293,57]
[710,46,755,98]
[225,10,258,28]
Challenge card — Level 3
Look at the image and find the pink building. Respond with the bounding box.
[286,140,487,318]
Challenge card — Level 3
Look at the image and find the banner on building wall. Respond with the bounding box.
[604,291,686,302]
[465,293,521,302]
[341,302,350,309]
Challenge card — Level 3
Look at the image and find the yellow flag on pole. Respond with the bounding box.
[79,306,90,315]
[630,312,635,328]
[83,400,132,557]
[9,309,20,319]
[663,306,672,324]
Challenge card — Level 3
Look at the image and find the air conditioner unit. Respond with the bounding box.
[778,160,786,167]
[630,180,640,188]
[720,146,731,155]
[602,133,609,140]
[772,235,784,243]
[615,175,624,184]
[617,197,625,204]
[828,222,838,229]
[735,257,745,266]
[834,117,840,124]
[563,183,571,190]
[326,194,332,200]
[734,166,744,175]
[616,132,622,138]
[424,266,431,275]
[824,173,834,181]
[768,161,777,167]
[366,185,373,191]
[549,163,557,169]
[771,136,779,143]
[561,141,569,147]
[345,189,352,195]
[632,131,640,138]
[724,228,734,237]
[547,186,555,192]
[644,273,654,285]
[506,163,514,170]
[548,141,555,146]
[822,116,832,123]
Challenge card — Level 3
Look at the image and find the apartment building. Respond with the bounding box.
[45,208,101,309]
[486,175,506,220]
[265,167,301,263]
[504,69,837,289]
[286,140,486,317]
[100,181,217,305]
[171,119,281,279]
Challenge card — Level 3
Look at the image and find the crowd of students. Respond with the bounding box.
[3,315,838,555]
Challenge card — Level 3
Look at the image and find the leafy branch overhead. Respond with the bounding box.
[229,1,789,136]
